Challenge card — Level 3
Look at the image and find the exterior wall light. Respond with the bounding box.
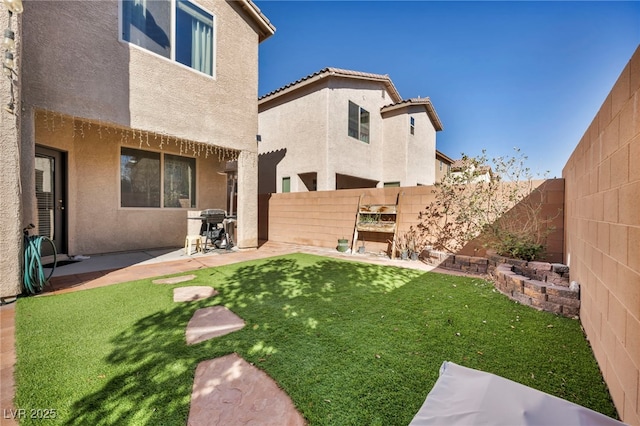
[1,0,21,114]
[3,51,13,70]
[2,28,14,51]
[2,0,22,14]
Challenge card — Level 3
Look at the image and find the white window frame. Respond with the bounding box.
[119,0,217,79]
[348,101,370,144]
[410,117,415,135]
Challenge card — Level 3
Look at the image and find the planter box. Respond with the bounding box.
[356,222,396,233]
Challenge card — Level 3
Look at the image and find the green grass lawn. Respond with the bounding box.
[15,253,617,425]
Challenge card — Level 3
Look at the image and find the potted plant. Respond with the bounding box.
[392,233,410,260]
[392,227,425,261]
[337,237,349,253]
[406,227,426,260]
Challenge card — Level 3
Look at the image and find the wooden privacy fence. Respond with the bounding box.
[257,179,564,263]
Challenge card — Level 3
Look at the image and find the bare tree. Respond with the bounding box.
[416,148,559,261]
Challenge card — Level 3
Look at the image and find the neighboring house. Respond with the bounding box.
[435,150,454,183]
[257,68,443,193]
[0,0,274,298]
[450,158,493,183]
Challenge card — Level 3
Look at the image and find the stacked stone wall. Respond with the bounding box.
[421,250,489,274]
[422,249,578,318]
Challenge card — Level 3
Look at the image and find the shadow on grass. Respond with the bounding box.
[62,254,617,425]
[65,255,421,425]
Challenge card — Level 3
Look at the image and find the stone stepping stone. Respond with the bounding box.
[153,274,197,284]
[188,353,305,426]
[173,286,218,302]
[186,306,245,345]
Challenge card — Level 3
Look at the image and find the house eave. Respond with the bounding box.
[240,0,276,42]
[259,67,403,107]
[436,150,454,164]
[380,98,443,131]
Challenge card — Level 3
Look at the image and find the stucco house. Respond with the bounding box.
[450,158,493,183]
[257,68,443,193]
[435,150,454,183]
[0,0,274,298]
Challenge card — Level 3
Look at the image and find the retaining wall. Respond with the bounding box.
[422,249,578,318]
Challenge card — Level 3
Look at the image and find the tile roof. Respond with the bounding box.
[258,68,443,131]
[242,0,276,42]
[451,159,493,175]
[259,67,402,103]
[380,97,443,131]
[436,150,454,164]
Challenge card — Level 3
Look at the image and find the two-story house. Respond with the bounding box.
[257,68,443,193]
[435,150,454,183]
[0,0,274,298]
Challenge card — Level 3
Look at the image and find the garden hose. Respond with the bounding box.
[23,235,56,295]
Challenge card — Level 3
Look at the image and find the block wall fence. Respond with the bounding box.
[258,178,565,264]
[563,45,640,425]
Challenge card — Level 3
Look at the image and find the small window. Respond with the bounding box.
[121,148,161,207]
[348,101,370,143]
[282,177,291,193]
[121,0,214,76]
[384,181,400,187]
[410,117,415,135]
[439,160,443,171]
[164,154,196,208]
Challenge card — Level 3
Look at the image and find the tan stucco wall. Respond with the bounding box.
[34,113,228,254]
[435,154,452,183]
[563,45,640,425]
[20,0,262,250]
[0,10,22,298]
[258,77,435,192]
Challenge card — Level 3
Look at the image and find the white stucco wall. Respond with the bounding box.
[383,106,437,186]
[259,77,403,192]
[258,82,329,192]
[326,79,389,189]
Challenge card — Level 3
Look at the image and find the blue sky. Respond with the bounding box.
[255,1,640,178]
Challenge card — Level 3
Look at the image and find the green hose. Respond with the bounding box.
[23,235,56,295]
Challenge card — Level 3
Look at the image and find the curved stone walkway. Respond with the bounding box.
[174,286,218,303]
[185,305,245,345]
[174,284,305,424]
[189,353,305,426]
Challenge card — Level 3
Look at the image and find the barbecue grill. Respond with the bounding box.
[199,209,232,250]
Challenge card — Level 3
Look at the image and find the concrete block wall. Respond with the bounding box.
[563,45,640,425]
[258,181,564,261]
[260,186,427,254]
[456,179,565,263]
